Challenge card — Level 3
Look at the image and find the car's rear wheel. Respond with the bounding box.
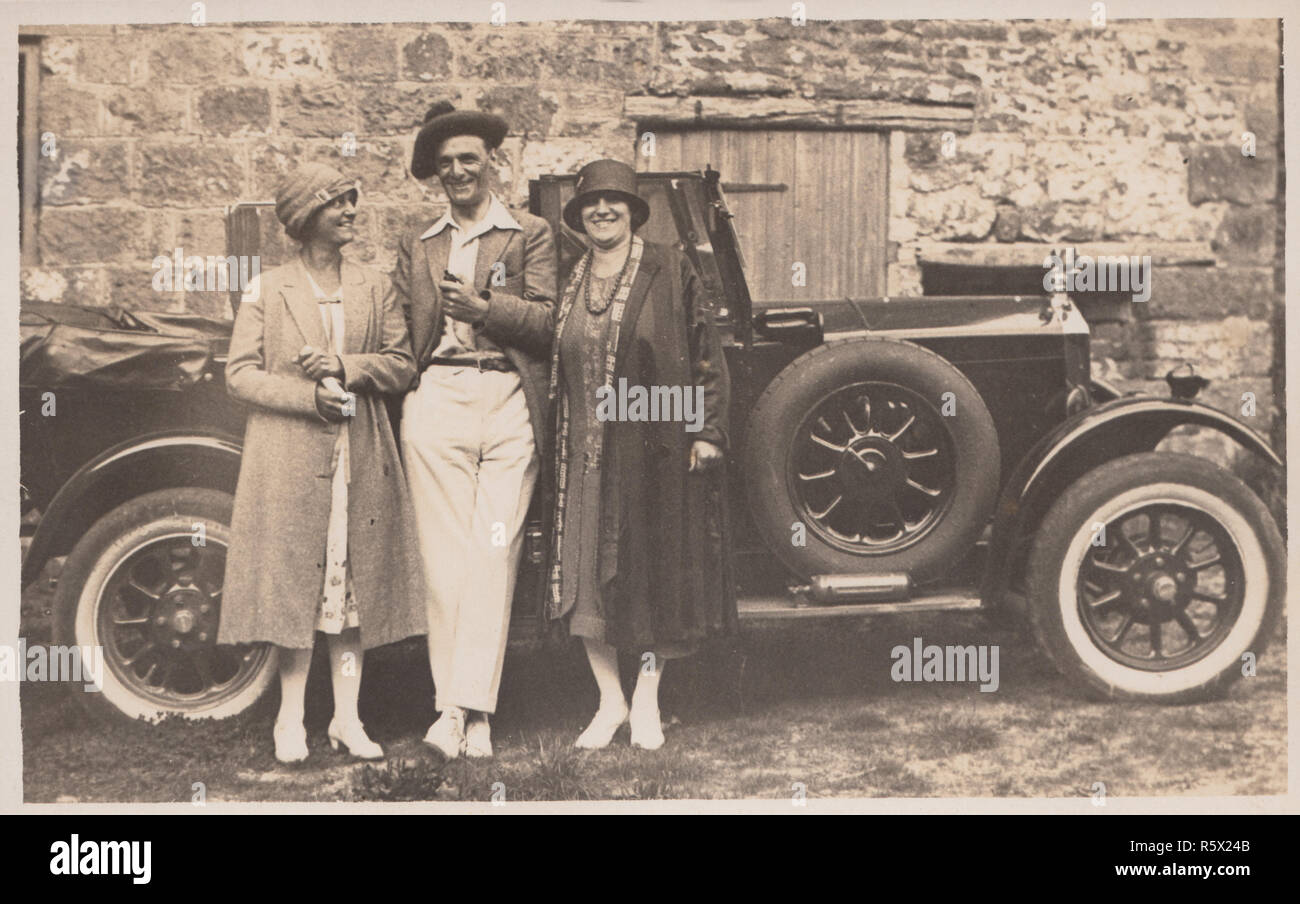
[744,338,1001,584]
[1026,452,1283,703]
[52,488,278,723]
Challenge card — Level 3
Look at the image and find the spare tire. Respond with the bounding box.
[744,337,1001,585]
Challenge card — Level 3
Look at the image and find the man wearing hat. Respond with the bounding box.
[394,101,556,759]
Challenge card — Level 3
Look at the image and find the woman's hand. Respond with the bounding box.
[314,382,351,422]
[689,440,724,472]
[297,345,344,382]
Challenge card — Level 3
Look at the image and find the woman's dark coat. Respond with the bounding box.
[550,240,736,651]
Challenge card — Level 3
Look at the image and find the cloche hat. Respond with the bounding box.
[274,163,360,241]
[562,159,651,234]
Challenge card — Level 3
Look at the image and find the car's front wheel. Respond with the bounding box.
[1026,452,1283,703]
[52,488,278,723]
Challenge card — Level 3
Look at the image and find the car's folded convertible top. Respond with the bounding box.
[20,302,232,390]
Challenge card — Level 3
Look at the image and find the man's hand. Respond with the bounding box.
[439,279,490,323]
[689,440,724,472]
[314,382,351,422]
[297,345,343,381]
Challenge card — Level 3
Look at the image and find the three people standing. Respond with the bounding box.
[220,109,733,763]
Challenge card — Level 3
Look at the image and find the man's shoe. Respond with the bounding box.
[423,707,466,760]
[465,713,493,758]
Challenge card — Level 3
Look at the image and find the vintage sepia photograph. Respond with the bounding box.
[5,0,1290,811]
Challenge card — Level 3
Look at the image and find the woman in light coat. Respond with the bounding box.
[219,163,427,763]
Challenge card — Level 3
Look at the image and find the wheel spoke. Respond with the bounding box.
[1188,553,1221,572]
[887,414,916,443]
[810,494,843,520]
[127,578,162,601]
[111,614,150,627]
[1169,520,1195,557]
[120,642,157,668]
[155,657,176,690]
[153,545,189,578]
[797,469,836,482]
[1174,609,1200,642]
[1149,622,1163,657]
[880,497,906,531]
[810,433,846,453]
[1120,530,1144,559]
[1088,589,1123,612]
[193,650,217,691]
[1190,591,1226,606]
[901,447,939,460]
[904,478,941,498]
[194,549,224,592]
[1087,559,1128,576]
[1111,613,1135,645]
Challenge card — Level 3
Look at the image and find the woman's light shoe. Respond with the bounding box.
[327,718,384,760]
[629,707,666,751]
[464,713,493,759]
[273,719,309,764]
[574,701,629,749]
[423,707,466,760]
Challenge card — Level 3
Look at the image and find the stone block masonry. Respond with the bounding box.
[19,19,1282,454]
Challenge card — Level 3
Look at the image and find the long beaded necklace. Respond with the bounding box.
[584,242,634,315]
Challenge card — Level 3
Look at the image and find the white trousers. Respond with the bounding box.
[401,366,539,714]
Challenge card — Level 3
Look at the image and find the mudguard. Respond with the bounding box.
[981,395,1281,607]
[22,430,242,587]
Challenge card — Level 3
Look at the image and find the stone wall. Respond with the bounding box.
[21,18,1283,446]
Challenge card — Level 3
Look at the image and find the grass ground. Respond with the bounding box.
[19,601,1287,803]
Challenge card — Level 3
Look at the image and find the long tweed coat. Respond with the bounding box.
[219,259,429,651]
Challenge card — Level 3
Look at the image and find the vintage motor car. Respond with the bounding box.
[19,168,1285,723]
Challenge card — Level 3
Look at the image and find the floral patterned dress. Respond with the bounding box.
[305,268,361,634]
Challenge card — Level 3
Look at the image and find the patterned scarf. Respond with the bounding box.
[546,235,644,617]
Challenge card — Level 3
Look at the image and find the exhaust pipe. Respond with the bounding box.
[790,573,911,605]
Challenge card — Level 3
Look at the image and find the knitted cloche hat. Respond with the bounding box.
[274,163,360,241]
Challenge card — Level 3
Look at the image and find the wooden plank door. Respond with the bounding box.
[640,129,888,301]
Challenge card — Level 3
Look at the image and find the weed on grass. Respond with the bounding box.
[351,757,448,802]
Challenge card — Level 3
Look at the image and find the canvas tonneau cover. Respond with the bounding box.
[20,302,232,390]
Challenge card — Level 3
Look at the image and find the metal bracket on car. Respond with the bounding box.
[789,573,912,606]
